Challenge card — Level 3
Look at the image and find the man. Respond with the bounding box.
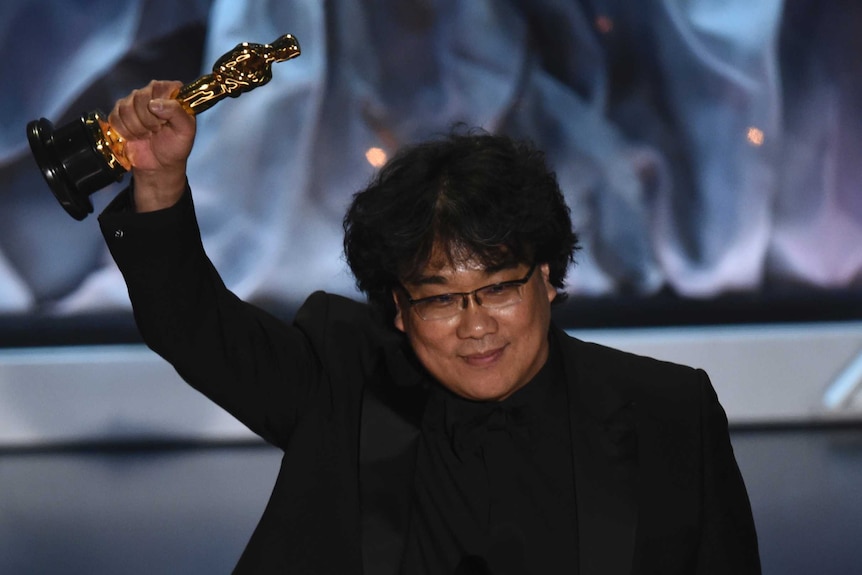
[98,80,760,574]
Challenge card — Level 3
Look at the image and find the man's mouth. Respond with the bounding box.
[461,345,506,367]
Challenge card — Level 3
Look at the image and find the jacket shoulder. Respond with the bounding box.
[293,291,425,386]
[563,333,699,379]
[555,329,707,409]
[294,291,389,347]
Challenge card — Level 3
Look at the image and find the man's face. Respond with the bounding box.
[393,254,557,402]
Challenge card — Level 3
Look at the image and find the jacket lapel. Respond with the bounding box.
[554,328,639,575]
[358,336,430,575]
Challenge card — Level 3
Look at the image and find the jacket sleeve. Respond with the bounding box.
[98,185,327,448]
[696,370,762,574]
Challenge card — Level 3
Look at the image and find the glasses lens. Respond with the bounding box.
[477,283,523,308]
[414,295,462,320]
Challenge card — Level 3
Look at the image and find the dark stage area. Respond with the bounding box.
[1,425,860,574]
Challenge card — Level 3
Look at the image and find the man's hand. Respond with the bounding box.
[108,80,196,212]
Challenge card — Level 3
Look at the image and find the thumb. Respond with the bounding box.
[147,98,177,120]
[147,97,195,137]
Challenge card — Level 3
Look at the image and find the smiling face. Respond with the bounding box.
[394,254,558,402]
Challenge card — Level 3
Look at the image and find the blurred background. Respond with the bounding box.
[0,0,860,573]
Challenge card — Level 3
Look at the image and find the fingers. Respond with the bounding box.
[109,80,185,141]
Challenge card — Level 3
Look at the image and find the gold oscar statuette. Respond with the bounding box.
[27,33,301,220]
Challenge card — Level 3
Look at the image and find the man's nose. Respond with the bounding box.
[455,295,498,338]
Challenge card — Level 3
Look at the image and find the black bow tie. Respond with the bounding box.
[450,403,535,461]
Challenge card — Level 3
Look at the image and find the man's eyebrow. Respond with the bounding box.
[409,274,448,286]
[483,261,520,275]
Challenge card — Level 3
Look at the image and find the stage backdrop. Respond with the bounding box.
[1,0,860,317]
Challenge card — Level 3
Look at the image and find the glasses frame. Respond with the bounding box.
[403,263,538,321]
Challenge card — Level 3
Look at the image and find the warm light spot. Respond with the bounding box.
[595,15,614,34]
[365,147,387,167]
[746,127,765,146]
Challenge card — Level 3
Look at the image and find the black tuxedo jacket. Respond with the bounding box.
[100,190,760,574]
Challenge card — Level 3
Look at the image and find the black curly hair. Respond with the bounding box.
[343,128,580,321]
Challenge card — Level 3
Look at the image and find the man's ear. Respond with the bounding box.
[540,263,557,304]
[392,290,406,332]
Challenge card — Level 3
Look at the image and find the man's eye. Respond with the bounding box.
[423,294,458,307]
[485,284,509,294]
[482,283,517,297]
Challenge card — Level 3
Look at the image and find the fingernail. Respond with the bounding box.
[149,99,164,113]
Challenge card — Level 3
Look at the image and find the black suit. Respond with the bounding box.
[100,189,760,574]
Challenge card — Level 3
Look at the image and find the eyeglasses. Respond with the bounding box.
[403,264,537,321]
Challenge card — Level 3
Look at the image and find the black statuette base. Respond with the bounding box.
[27,114,126,221]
